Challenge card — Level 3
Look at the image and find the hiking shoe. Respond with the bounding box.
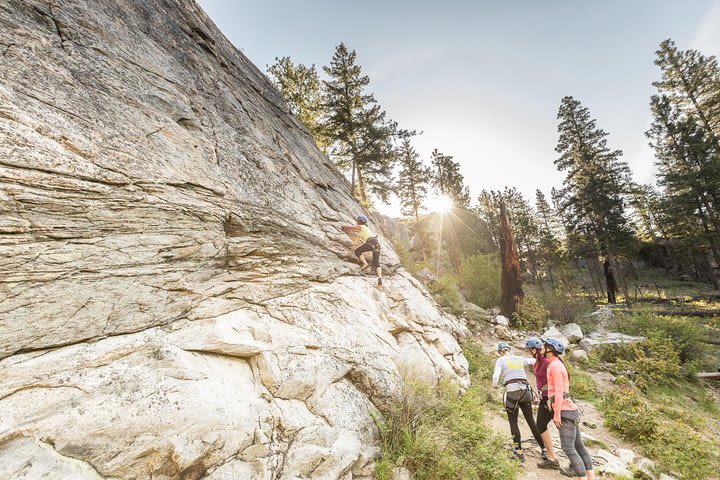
[512,449,525,462]
[537,458,560,470]
[559,464,576,477]
[377,278,383,286]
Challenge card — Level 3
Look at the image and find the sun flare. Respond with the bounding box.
[429,194,453,213]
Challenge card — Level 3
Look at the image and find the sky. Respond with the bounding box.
[197,0,720,216]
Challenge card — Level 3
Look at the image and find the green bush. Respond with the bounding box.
[566,361,600,400]
[602,385,658,442]
[617,313,707,365]
[458,254,501,309]
[393,241,420,274]
[515,296,549,331]
[429,275,464,316]
[601,385,719,480]
[375,381,519,480]
[537,289,593,325]
[616,337,681,389]
[592,338,682,389]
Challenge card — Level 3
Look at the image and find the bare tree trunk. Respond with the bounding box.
[356,168,368,205]
[614,257,632,308]
[350,160,356,198]
[592,255,607,297]
[585,257,601,299]
[499,202,523,324]
[524,241,544,292]
[603,258,618,304]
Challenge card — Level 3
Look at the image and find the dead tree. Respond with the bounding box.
[499,202,523,324]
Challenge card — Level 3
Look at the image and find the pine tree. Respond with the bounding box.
[654,39,720,152]
[554,96,634,304]
[267,57,328,150]
[397,135,432,220]
[647,93,720,287]
[322,43,397,204]
[535,190,563,287]
[430,149,470,207]
[555,96,633,251]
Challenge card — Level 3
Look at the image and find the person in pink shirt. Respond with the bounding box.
[544,337,595,480]
[525,337,559,470]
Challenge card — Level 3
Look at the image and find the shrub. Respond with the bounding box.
[592,338,682,389]
[537,289,593,325]
[515,296,549,331]
[429,274,464,316]
[601,385,719,480]
[617,313,707,365]
[566,362,600,400]
[458,254,501,309]
[602,385,658,442]
[615,337,681,389]
[375,380,519,480]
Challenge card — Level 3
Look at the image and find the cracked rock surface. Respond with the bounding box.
[0,1,470,478]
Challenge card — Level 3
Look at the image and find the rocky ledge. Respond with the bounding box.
[0,1,469,478]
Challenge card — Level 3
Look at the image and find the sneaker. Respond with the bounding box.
[537,458,560,470]
[512,449,525,462]
[377,278,383,286]
[559,464,576,477]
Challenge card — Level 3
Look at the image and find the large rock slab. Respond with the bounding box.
[560,322,584,343]
[580,332,646,353]
[0,1,470,478]
[542,326,570,349]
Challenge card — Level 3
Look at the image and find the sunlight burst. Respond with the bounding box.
[429,194,453,213]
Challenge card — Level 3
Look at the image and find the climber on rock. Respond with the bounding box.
[341,214,383,286]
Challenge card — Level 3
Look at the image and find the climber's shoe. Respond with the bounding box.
[559,464,576,477]
[512,449,525,462]
[377,278,383,286]
[537,458,560,469]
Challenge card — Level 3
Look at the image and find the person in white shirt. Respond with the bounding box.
[492,341,546,462]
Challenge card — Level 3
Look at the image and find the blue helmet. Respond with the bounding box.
[525,337,543,350]
[497,341,511,353]
[544,337,565,355]
[356,214,369,224]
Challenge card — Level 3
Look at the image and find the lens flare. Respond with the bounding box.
[429,194,453,213]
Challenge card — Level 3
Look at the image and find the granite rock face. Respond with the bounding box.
[0,1,469,478]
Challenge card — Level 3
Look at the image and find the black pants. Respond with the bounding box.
[355,237,380,269]
[536,396,552,434]
[506,388,545,450]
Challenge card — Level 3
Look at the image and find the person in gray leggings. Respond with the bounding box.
[543,338,595,480]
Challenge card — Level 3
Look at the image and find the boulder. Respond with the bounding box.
[560,323,584,343]
[635,457,656,478]
[570,349,588,362]
[596,449,633,478]
[542,327,570,349]
[495,315,510,326]
[463,302,492,322]
[495,325,513,341]
[580,332,646,353]
[616,448,636,465]
[584,305,615,327]
[415,268,438,286]
[391,467,412,480]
